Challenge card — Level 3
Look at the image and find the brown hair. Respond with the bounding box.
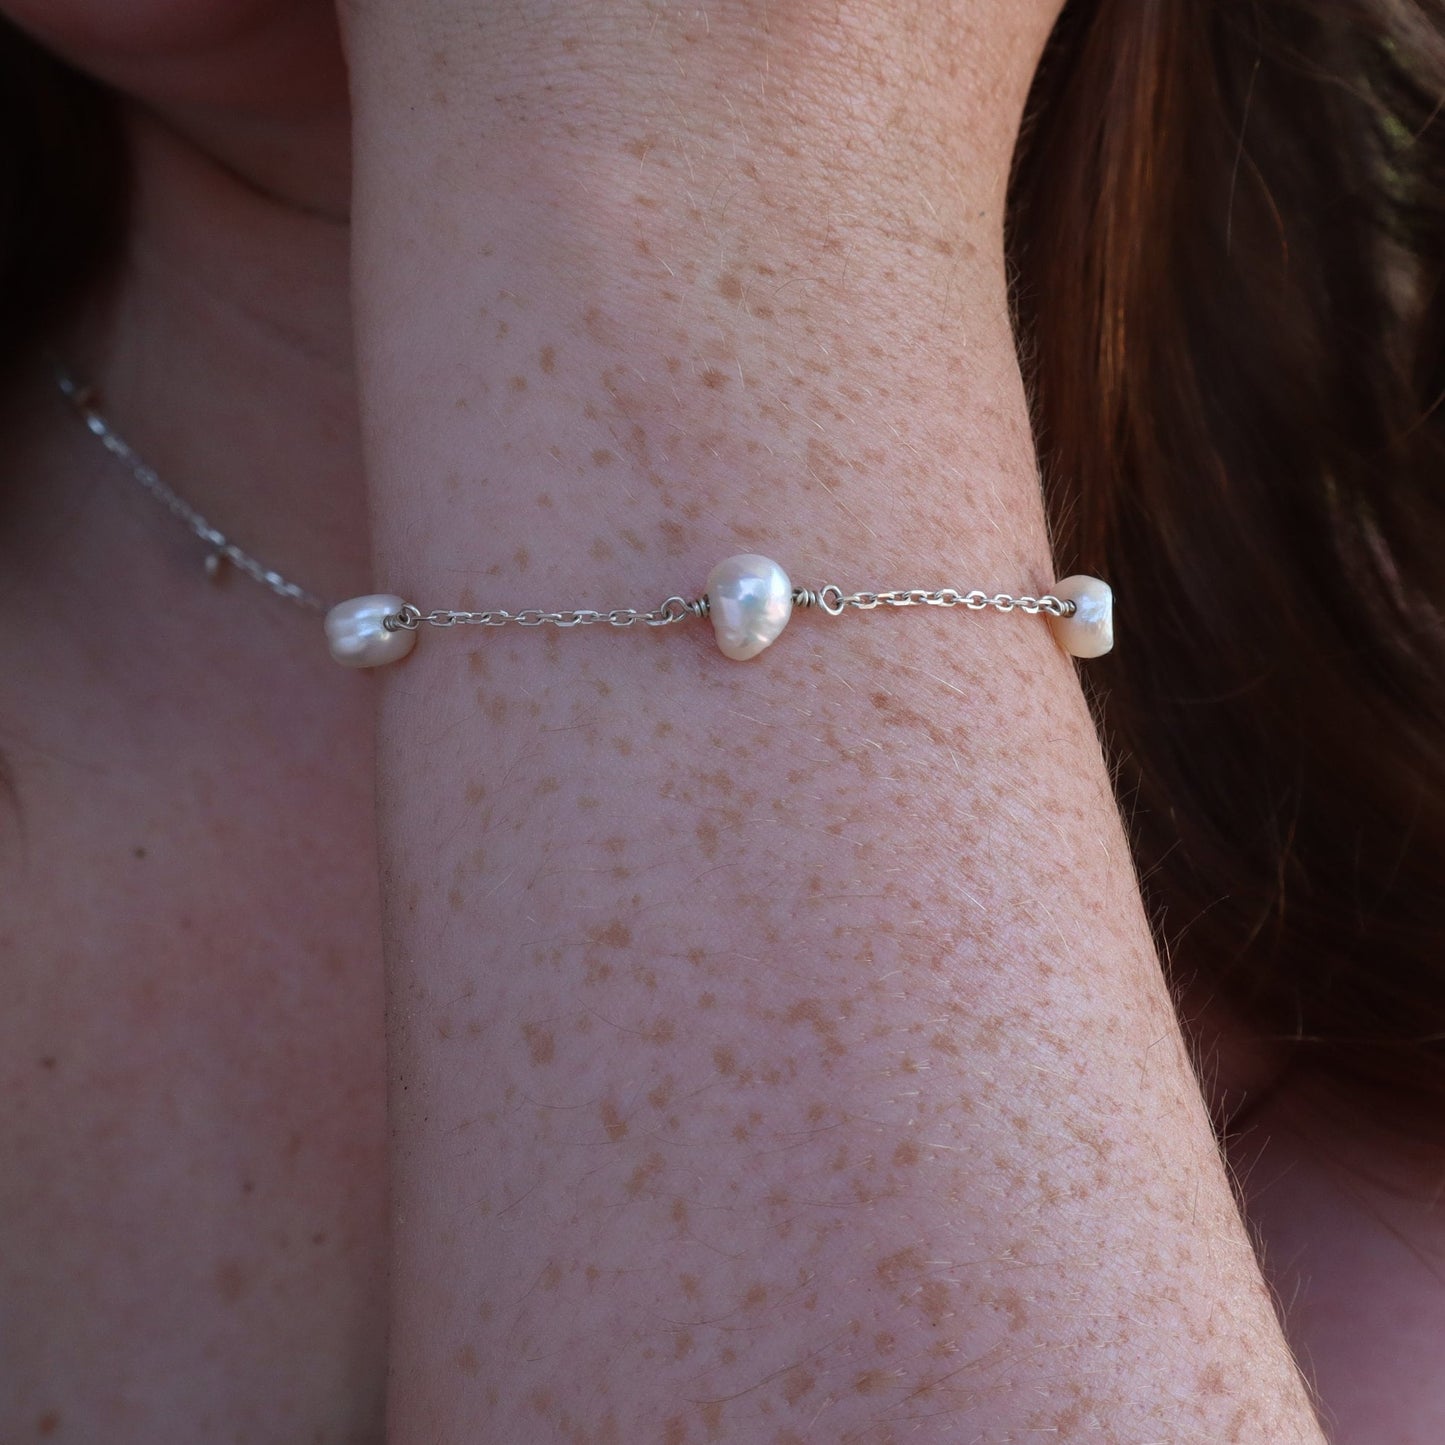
[1008,0,1445,1137]
[5,6,1444,1134]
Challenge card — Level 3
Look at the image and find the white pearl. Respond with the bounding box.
[705,554,794,660]
[1047,574,1114,658]
[325,594,418,668]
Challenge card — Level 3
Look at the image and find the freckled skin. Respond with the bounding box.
[354,5,1331,1443]
[588,920,632,948]
[522,1022,555,1065]
[600,1100,628,1143]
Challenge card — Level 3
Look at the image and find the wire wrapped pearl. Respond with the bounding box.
[705,555,794,660]
[325,594,417,668]
[1047,575,1114,658]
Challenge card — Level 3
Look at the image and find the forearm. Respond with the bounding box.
[344,3,1325,1439]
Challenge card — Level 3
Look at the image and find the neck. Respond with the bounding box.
[37,102,365,607]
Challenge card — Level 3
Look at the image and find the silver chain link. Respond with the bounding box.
[391,585,1073,630]
[54,364,329,613]
[802,586,1073,617]
[391,596,701,631]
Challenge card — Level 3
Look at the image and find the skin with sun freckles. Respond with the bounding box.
[5,1,1441,1442]
[346,2,1328,1440]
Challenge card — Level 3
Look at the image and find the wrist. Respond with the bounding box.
[345,1,1061,604]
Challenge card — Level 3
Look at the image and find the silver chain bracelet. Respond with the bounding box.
[326,559,1111,668]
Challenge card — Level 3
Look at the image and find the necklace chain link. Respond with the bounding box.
[55,364,330,614]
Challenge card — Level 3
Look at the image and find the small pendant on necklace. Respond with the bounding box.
[204,551,227,582]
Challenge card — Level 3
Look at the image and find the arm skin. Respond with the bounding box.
[343,2,1328,1439]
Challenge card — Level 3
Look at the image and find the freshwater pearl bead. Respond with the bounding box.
[325,594,417,668]
[1047,574,1114,658]
[705,554,794,660]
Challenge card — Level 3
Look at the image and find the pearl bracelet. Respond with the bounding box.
[324,557,1114,667]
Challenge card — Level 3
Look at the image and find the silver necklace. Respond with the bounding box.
[54,363,330,614]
